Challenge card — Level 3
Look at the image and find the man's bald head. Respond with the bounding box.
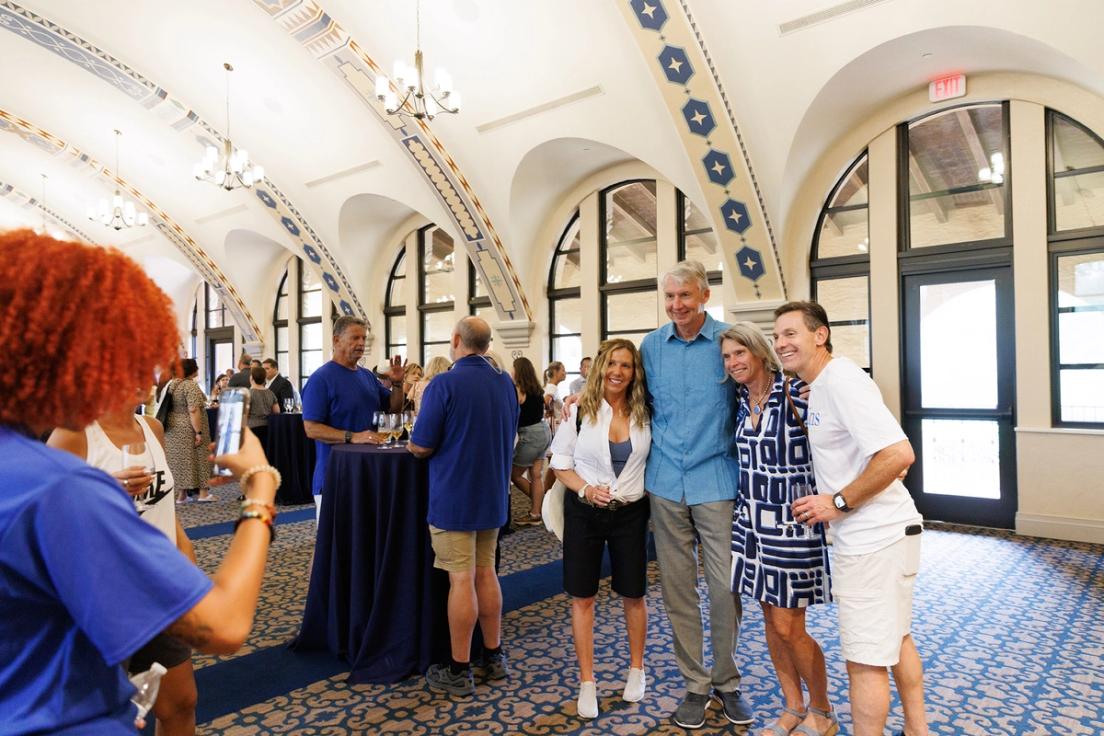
[455,316,492,354]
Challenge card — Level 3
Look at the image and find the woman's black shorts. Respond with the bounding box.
[562,492,650,598]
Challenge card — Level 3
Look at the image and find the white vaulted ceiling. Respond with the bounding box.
[2,0,1103,334]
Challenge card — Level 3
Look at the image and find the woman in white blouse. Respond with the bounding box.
[550,338,652,719]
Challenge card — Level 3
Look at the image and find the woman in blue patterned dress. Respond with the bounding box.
[721,324,838,736]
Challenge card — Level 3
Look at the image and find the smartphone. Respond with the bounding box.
[213,387,250,476]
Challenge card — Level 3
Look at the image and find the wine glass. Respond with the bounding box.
[388,413,403,446]
[373,410,386,434]
[282,398,294,413]
[402,411,414,441]
[121,441,154,512]
[785,482,814,537]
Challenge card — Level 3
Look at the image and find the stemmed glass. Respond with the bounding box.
[784,482,815,537]
[402,411,414,442]
[282,398,294,413]
[121,441,154,512]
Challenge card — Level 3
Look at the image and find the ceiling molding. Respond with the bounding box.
[0,1,367,321]
[0,108,263,343]
[0,179,94,242]
[476,86,605,134]
[304,160,381,188]
[194,203,249,225]
[252,0,535,328]
[619,0,785,303]
[778,0,894,36]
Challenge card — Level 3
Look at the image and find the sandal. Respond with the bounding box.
[792,705,839,736]
[758,706,807,736]
[515,513,542,526]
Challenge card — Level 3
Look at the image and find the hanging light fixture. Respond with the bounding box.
[87,130,149,230]
[375,0,460,121]
[194,63,264,190]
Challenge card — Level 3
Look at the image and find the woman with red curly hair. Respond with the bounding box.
[0,230,281,734]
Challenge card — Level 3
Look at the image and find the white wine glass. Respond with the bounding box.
[121,441,154,512]
[402,411,414,442]
[785,482,814,537]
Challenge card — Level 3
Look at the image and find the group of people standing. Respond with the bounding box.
[407,260,929,736]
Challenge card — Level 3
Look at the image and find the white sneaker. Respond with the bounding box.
[577,681,598,719]
[622,667,646,702]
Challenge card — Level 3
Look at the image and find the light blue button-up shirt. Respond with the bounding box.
[641,313,738,505]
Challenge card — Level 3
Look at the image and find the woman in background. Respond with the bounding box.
[412,356,452,414]
[166,358,214,503]
[511,357,552,525]
[247,364,281,448]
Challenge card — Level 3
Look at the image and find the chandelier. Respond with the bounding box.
[87,130,149,230]
[194,63,264,190]
[374,0,460,121]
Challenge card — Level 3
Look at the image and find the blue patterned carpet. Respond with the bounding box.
[176,487,1104,735]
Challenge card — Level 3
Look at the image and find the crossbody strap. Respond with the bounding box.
[783,378,809,436]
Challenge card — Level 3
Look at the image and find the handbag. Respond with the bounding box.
[542,480,566,541]
[153,380,176,425]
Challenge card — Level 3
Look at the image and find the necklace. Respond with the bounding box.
[749,379,772,415]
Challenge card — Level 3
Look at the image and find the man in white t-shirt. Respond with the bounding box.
[776,301,929,736]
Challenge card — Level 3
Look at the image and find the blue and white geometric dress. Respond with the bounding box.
[730,372,831,608]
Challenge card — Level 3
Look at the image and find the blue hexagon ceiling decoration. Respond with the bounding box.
[702,149,734,186]
[736,246,765,282]
[631,0,668,30]
[681,99,716,137]
[720,198,751,234]
[303,245,322,264]
[281,216,300,237]
[658,45,693,85]
[322,272,339,292]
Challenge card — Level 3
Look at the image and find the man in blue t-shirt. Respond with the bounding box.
[409,316,519,698]
[302,316,404,518]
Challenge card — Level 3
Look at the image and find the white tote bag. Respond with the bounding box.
[542,480,566,541]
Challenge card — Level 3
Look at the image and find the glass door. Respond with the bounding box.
[901,267,1016,528]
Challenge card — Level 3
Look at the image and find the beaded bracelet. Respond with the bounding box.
[239,464,282,492]
[234,509,276,542]
[240,498,277,516]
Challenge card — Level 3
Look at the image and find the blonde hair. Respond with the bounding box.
[718,322,781,379]
[577,339,650,429]
[423,356,452,380]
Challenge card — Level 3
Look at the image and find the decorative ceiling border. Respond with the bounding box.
[0,179,95,242]
[0,109,262,342]
[0,1,365,321]
[252,0,533,324]
[619,0,785,302]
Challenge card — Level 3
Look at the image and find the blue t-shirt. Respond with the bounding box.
[301,361,392,495]
[410,355,519,531]
[0,428,212,735]
[641,314,739,505]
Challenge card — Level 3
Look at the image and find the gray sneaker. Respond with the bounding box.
[714,688,753,725]
[673,692,710,729]
[481,650,508,681]
[425,663,474,696]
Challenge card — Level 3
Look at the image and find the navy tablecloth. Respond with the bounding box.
[264,413,315,505]
[290,444,451,684]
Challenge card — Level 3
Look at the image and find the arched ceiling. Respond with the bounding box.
[3,0,1104,336]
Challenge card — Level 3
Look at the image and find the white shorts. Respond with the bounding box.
[832,532,921,667]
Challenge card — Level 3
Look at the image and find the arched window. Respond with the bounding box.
[419,225,455,362]
[385,247,407,361]
[549,213,582,379]
[273,264,290,378]
[298,261,324,387]
[811,152,871,371]
[1048,110,1104,426]
[600,180,658,345]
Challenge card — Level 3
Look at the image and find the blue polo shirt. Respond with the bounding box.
[302,361,392,496]
[410,355,519,531]
[641,314,739,505]
[0,428,212,735]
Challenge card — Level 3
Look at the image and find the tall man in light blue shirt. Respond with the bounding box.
[641,260,751,729]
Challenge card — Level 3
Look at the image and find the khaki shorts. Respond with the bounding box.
[429,526,498,572]
[832,532,921,667]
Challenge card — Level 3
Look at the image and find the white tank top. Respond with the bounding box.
[84,418,177,542]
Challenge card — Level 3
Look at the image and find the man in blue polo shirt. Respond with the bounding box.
[641,260,752,729]
[409,316,519,698]
[302,316,404,519]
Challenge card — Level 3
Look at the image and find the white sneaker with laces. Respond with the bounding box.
[622,667,646,702]
[577,681,598,719]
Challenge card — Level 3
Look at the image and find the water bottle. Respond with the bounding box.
[129,661,167,726]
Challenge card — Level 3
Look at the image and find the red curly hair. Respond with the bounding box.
[0,229,179,430]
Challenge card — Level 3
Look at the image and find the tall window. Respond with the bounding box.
[298,261,324,388]
[205,282,227,329]
[1048,110,1104,426]
[600,181,659,345]
[549,213,582,381]
[678,193,726,321]
[810,153,872,371]
[419,225,455,362]
[385,248,408,361]
[273,265,290,378]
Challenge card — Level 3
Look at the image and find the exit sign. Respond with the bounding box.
[929,74,966,102]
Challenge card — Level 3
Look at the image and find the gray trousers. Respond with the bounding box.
[650,494,742,695]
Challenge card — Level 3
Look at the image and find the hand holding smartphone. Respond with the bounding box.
[213,387,250,476]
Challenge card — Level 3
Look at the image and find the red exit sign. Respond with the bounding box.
[929,74,966,102]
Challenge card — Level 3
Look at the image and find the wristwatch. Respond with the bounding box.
[343,430,352,444]
[832,492,852,513]
[578,483,590,500]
